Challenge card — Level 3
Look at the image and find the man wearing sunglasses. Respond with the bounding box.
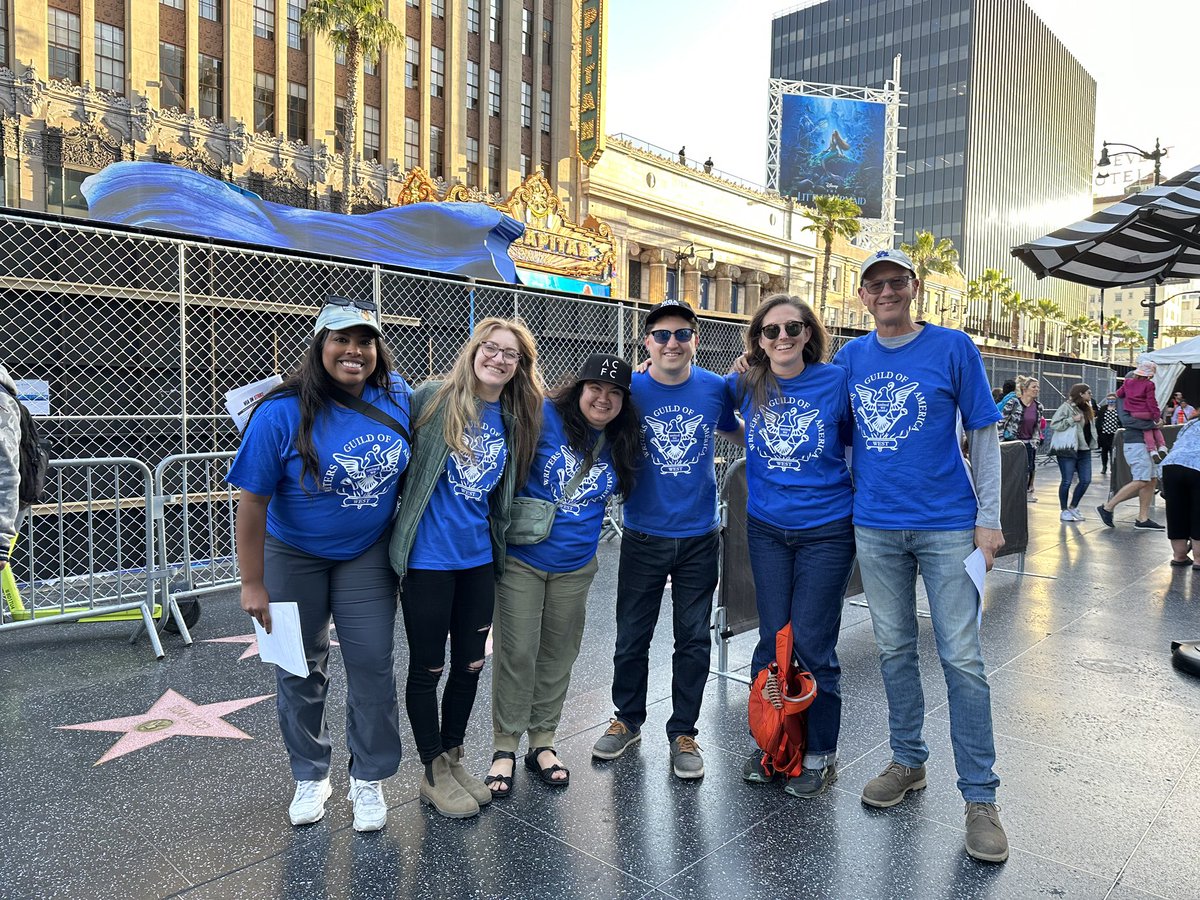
[593,299,740,780]
[833,249,1010,863]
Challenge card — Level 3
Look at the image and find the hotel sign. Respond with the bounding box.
[577,0,606,166]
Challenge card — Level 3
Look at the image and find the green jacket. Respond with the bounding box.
[388,380,517,584]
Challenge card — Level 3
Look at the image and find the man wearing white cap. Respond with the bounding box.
[833,248,1010,863]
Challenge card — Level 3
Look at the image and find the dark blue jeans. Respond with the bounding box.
[1056,451,1093,510]
[611,528,719,740]
[747,514,855,764]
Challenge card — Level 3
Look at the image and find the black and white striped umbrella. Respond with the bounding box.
[1012,164,1200,287]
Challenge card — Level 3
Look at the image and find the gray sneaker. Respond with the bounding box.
[861,761,928,808]
[742,749,774,784]
[965,802,1010,862]
[592,718,641,760]
[670,735,705,779]
[784,764,837,798]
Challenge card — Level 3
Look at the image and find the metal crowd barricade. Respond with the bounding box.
[151,451,240,647]
[0,457,168,659]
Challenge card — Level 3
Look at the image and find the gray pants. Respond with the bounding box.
[491,554,598,752]
[264,533,401,781]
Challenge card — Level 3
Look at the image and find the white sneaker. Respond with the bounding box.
[1060,510,1074,522]
[1070,508,1085,521]
[1027,492,1038,503]
[348,777,388,832]
[289,778,332,825]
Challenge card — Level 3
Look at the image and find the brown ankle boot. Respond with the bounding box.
[446,746,492,806]
[419,753,480,819]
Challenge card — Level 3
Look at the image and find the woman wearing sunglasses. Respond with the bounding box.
[728,295,856,798]
[389,317,543,818]
[230,296,411,832]
[485,354,641,798]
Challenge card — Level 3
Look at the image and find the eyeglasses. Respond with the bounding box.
[648,328,696,344]
[861,275,915,295]
[479,340,522,363]
[760,321,806,340]
[325,295,378,311]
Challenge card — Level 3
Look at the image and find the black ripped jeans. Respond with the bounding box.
[401,563,495,764]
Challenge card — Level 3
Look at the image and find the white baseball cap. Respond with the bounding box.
[860,248,916,279]
[314,296,382,335]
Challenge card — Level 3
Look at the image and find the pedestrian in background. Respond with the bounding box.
[0,364,23,575]
[999,375,1044,502]
[1049,383,1098,523]
[1097,391,1120,476]
[1160,417,1200,567]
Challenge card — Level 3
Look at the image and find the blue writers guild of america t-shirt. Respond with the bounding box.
[833,324,1001,531]
[408,400,508,570]
[622,367,737,538]
[508,399,619,573]
[726,363,853,531]
[227,374,412,560]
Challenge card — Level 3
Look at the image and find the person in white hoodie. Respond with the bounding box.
[0,364,24,572]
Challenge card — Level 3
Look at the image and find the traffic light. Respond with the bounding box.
[1150,318,1160,341]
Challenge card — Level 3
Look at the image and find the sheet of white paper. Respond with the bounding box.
[964,548,987,627]
[252,602,308,678]
[225,374,283,433]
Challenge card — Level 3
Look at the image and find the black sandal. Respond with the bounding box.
[484,750,516,799]
[524,746,570,787]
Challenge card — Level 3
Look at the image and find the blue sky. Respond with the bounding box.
[605,0,1200,189]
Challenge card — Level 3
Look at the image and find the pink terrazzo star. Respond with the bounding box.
[203,632,339,661]
[58,689,274,765]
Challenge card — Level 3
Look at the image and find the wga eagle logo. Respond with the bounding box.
[329,439,409,508]
[853,375,927,451]
[645,409,706,476]
[754,404,822,470]
[449,428,506,500]
[550,447,611,515]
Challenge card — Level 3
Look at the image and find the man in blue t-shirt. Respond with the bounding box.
[592,300,740,780]
[833,249,1010,864]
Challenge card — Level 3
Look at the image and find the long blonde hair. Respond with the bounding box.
[420,317,544,487]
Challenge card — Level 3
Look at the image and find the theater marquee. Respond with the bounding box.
[577,0,607,166]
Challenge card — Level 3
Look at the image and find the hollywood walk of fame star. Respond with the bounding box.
[59,689,274,766]
[202,632,340,662]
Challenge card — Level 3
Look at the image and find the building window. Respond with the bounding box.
[429,125,443,179]
[540,89,551,134]
[0,0,7,69]
[254,0,275,40]
[406,0,417,5]
[830,265,840,292]
[198,54,224,120]
[520,153,530,178]
[520,82,531,128]
[466,61,479,109]
[467,0,480,33]
[521,8,532,55]
[47,167,89,214]
[405,36,419,89]
[430,47,444,98]
[287,82,307,141]
[432,0,445,16]
[363,52,377,76]
[47,9,81,84]
[488,69,500,116]
[488,0,501,42]
[287,0,306,51]
[333,97,345,154]
[199,0,221,23]
[404,117,419,170]
[160,0,184,8]
[542,17,552,66]
[730,282,742,315]
[254,72,275,134]
[467,137,479,187]
[488,143,500,194]
[160,42,185,110]
[95,23,126,95]
[363,104,380,161]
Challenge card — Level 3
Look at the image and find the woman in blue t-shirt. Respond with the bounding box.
[729,295,856,798]
[229,297,412,833]
[388,318,543,819]
[484,353,641,797]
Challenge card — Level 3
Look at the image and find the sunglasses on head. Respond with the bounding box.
[760,321,805,340]
[648,327,695,344]
[325,295,378,312]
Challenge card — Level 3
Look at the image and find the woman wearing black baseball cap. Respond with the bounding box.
[485,353,642,797]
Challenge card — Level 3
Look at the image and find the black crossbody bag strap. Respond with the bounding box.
[328,385,412,445]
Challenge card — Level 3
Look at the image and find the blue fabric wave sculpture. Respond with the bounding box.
[81,161,524,283]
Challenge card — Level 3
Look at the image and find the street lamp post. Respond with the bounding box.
[672,242,715,305]
[1097,137,1169,349]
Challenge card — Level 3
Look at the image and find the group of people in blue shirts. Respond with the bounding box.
[228,245,1012,864]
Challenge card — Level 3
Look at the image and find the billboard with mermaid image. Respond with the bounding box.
[779,94,885,219]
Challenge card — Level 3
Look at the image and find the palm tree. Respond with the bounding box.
[1031,297,1063,355]
[999,290,1035,349]
[801,195,861,315]
[302,0,401,214]
[969,268,1012,341]
[1162,324,1200,347]
[900,231,960,320]
[1118,329,1144,365]
[1104,316,1127,363]
[1064,315,1097,357]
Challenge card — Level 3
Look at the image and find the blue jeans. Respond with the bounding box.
[747,515,855,766]
[1056,451,1093,510]
[611,528,719,740]
[854,526,999,803]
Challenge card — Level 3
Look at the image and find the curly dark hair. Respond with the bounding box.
[550,376,641,498]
